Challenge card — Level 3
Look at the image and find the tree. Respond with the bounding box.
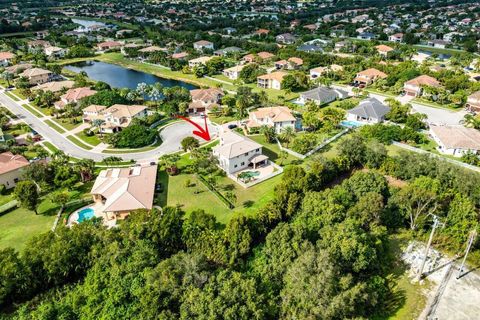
[50,191,69,209]
[91,118,105,137]
[260,125,276,143]
[337,134,366,167]
[394,176,443,230]
[239,63,266,83]
[13,181,39,214]
[279,126,296,147]
[181,136,200,152]
[1,71,13,87]
[112,124,157,148]
[76,159,95,182]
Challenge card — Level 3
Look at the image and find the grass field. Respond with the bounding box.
[0,207,55,252]
[249,134,302,166]
[75,131,103,146]
[67,136,93,150]
[5,92,20,101]
[54,118,82,131]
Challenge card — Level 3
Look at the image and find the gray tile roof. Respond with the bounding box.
[348,98,390,119]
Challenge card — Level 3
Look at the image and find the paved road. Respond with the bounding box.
[0,91,218,162]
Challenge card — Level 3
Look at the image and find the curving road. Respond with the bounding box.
[0,91,218,162]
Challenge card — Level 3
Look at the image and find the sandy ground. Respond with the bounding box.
[401,241,480,320]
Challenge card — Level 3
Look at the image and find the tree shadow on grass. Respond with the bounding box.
[243,200,254,208]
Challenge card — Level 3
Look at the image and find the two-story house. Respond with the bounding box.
[353,68,387,87]
[19,68,53,85]
[403,75,441,97]
[188,88,224,114]
[193,40,214,51]
[246,106,297,133]
[54,87,97,110]
[257,71,288,90]
[83,104,148,133]
[0,52,15,67]
[466,91,480,113]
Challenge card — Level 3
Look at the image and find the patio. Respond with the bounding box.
[234,161,276,185]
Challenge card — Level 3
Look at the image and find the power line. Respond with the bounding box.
[457,230,477,280]
[417,215,444,282]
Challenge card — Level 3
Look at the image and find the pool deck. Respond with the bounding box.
[67,202,116,228]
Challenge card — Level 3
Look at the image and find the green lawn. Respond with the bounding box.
[54,118,82,131]
[12,89,26,100]
[75,131,103,146]
[67,136,93,150]
[5,92,20,101]
[42,141,59,153]
[209,114,237,125]
[21,104,43,118]
[0,207,55,252]
[44,119,66,134]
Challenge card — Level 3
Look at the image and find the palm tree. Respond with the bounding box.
[260,125,276,143]
[1,71,13,87]
[92,119,105,138]
[463,114,480,129]
[76,159,95,182]
[279,126,296,147]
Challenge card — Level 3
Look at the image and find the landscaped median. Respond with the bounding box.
[67,135,93,150]
[21,104,43,118]
[44,119,66,134]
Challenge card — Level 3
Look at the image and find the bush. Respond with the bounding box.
[0,184,5,195]
[112,125,158,148]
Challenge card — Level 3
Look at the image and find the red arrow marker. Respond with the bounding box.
[175,115,211,141]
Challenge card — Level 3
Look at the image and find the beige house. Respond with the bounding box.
[247,106,296,133]
[242,52,275,63]
[188,88,224,114]
[44,46,67,58]
[275,57,303,70]
[97,41,122,52]
[193,40,214,51]
[466,91,480,113]
[188,56,213,68]
[19,68,52,85]
[90,164,157,220]
[54,87,97,110]
[375,44,394,57]
[0,52,15,67]
[430,125,480,157]
[403,75,441,97]
[83,104,148,133]
[32,80,75,93]
[353,68,387,86]
[223,64,246,80]
[257,71,288,90]
[0,152,30,189]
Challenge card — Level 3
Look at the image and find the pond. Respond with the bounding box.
[64,61,198,91]
[72,18,106,29]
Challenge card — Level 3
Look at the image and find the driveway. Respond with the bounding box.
[0,91,218,162]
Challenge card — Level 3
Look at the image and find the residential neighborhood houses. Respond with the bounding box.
[1,1,480,318]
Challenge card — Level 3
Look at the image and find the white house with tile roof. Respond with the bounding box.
[247,106,297,133]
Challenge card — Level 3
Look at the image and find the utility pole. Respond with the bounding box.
[417,215,443,281]
[457,230,477,280]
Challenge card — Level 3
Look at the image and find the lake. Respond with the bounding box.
[64,61,197,91]
[72,18,106,29]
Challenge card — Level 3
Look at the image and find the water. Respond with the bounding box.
[64,61,197,91]
[78,208,95,222]
[72,18,106,29]
[340,120,364,128]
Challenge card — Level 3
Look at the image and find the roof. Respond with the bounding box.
[5,64,33,73]
[288,57,303,65]
[32,80,75,93]
[104,104,147,118]
[188,56,213,64]
[139,46,166,53]
[431,126,480,150]
[171,52,189,59]
[194,40,213,46]
[0,152,29,175]
[20,67,52,78]
[257,71,288,82]
[213,131,262,159]
[348,98,390,119]
[0,52,15,60]
[251,106,296,123]
[375,44,394,52]
[224,64,246,73]
[357,68,387,78]
[190,88,224,102]
[300,87,348,101]
[405,75,441,87]
[91,165,157,213]
[61,87,97,102]
[83,104,107,113]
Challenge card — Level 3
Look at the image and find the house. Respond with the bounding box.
[54,87,97,110]
[275,57,303,70]
[5,63,33,75]
[243,52,274,63]
[375,44,394,57]
[0,52,15,67]
[224,27,237,35]
[357,32,376,40]
[188,56,213,68]
[254,29,270,36]
[0,152,30,189]
[309,66,329,78]
[188,88,224,114]
[171,52,189,60]
[213,131,267,174]
[31,80,75,93]
[90,164,157,220]
[353,68,387,87]
[97,41,122,52]
[246,106,296,133]
[27,40,50,52]
[389,33,404,42]
[298,87,349,105]
[466,91,480,113]
[257,71,288,90]
[83,104,148,133]
[428,39,449,49]
[138,46,167,55]
[346,98,390,124]
[276,33,297,44]
[44,46,67,58]
[411,52,432,64]
[213,46,242,57]
[430,125,480,157]
[403,75,440,97]
[19,68,52,85]
[223,64,246,80]
[297,44,323,53]
[193,40,214,51]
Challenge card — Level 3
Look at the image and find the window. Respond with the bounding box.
[234,164,238,168]
[256,148,260,152]
[241,162,245,166]
[244,152,249,156]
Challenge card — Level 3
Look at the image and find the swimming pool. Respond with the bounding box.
[340,120,364,128]
[78,208,95,222]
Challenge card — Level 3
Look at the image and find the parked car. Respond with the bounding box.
[227,124,237,129]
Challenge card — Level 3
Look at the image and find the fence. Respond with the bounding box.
[391,141,480,173]
[276,128,350,160]
[196,174,234,209]
[228,161,284,188]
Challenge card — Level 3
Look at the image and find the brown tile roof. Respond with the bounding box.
[190,88,224,102]
[32,80,74,93]
[0,152,29,175]
[61,87,97,102]
[357,68,387,78]
[257,71,288,82]
[405,75,441,87]
[0,52,15,60]
[251,106,296,123]
[375,44,394,52]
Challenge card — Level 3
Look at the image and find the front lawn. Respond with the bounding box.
[75,131,103,146]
